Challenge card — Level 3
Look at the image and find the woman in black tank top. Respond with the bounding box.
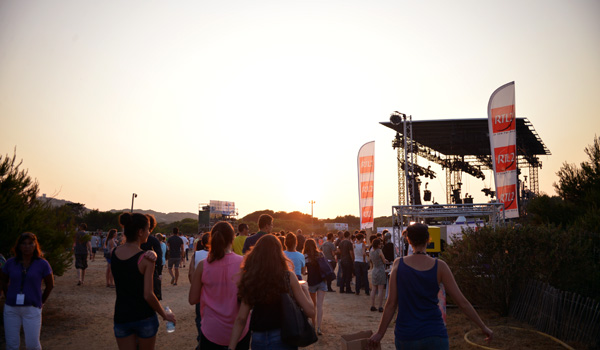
[111,213,177,350]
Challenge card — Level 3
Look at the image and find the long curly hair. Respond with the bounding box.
[237,234,291,306]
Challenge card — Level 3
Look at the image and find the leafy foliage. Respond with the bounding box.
[443,224,600,316]
[0,150,75,275]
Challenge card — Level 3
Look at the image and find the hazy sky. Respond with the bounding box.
[1,0,598,220]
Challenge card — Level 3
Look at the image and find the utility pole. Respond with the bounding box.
[309,200,315,232]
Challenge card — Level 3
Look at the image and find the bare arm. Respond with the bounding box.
[369,258,399,348]
[140,252,176,324]
[188,254,196,283]
[229,301,251,350]
[289,271,315,318]
[438,260,493,342]
[379,250,389,264]
[188,260,204,305]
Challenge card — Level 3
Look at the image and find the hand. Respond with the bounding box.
[144,251,157,262]
[368,332,383,349]
[164,311,176,325]
[482,326,493,343]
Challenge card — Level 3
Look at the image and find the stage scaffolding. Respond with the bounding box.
[390,203,505,257]
[383,116,551,210]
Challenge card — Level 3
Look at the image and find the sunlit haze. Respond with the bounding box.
[1,0,599,220]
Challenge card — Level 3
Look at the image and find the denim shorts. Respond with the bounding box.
[308,281,327,293]
[395,336,449,350]
[251,328,297,350]
[114,314,159,339]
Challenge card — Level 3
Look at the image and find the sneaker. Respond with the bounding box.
[379,307,384,312]
[370,306,377,312]
[317,327,323,335]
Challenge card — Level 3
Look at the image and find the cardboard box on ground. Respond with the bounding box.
[341,330,381,350]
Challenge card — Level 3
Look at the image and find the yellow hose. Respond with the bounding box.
[463,326,574,350]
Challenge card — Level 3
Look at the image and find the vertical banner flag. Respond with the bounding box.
[358,141,375,229]
[488,82,519,218]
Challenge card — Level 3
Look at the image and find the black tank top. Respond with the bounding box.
[111,249,155,323]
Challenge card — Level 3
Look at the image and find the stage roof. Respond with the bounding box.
[380,118,551,158]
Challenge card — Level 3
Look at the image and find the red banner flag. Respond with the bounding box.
[488,82,519,218]
[357,141,375,229]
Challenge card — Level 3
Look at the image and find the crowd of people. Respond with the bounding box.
[1,214,493,350]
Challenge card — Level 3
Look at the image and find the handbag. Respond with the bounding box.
[317,255,336,282]
[280,272,318,347]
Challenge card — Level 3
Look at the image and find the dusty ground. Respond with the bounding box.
[0,258,584,349]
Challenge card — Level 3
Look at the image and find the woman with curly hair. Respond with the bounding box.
[229,234,315,350]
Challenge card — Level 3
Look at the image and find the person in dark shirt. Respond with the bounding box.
[241,214,273,254]
[337,231,355,294]
[166,227,184,286]
[112,213,175,350]
[382,230,395,268]
[140,216,163,300]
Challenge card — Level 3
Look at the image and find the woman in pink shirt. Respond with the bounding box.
[188,222,250,350]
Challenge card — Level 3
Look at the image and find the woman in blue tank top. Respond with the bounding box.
[369,223,493,350]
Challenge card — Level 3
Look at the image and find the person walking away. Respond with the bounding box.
[189,232,210,347]
[105,229,118,287]
[337,231,354,293]
[303,238,327,335]
[233,223,249,255]
[369,223,493,349]
[111,213,176,350]
[321,232,337,292]
[229,234,315,350]
[141,216,163,300]
[1,232,54,350]
[91,230,101,262]
[189,222,250,349]
[353,232,370,296]
[166,227,184,286]
[180,233,189,267]
[242,214,273,254]
[369,238,389,312]
[284,232,305,280]
[73,223,92,286]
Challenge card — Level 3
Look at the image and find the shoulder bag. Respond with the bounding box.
[317,254,336,282]
[280,271,318,347]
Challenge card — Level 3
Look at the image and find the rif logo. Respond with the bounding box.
[361,206,374,222]
[359,156,374,174]
[360,181,374,199]
[494,145,517,172]
[497,184,517,210]
[491,105,515,133]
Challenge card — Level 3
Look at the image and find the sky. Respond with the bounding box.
[1,0,599,220]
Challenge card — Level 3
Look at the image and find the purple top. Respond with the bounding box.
[2,257,52,308]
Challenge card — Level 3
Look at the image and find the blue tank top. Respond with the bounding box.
[395,257,447,341]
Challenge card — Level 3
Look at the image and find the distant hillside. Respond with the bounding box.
[108,209,197,224]
[37,196,196,224]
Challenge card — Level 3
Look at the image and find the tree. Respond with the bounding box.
[552,135,600,229]
[0,150,75,275]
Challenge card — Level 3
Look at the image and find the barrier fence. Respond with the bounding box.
[509,280,600,347]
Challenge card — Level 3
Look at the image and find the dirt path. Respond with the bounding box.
[1,258,582,349]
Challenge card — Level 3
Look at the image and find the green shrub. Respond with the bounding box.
[441,224,596,316]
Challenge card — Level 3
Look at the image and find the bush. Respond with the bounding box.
[442,224,599,316]
[0,151,75,276]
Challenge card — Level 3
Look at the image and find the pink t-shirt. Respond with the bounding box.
[200,252,249,345]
